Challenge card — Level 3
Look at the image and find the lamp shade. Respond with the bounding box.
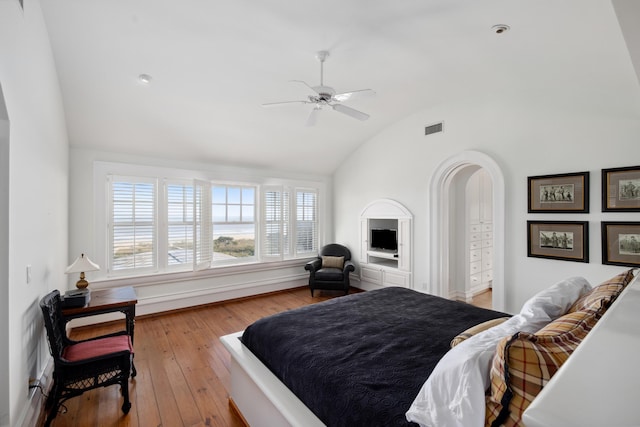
[65,254,100,274]
[65,254,100,289]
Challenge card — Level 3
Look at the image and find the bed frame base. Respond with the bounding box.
[221,332,325,427]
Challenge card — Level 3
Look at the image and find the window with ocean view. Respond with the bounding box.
[212,185,256,263]
[101,165,321,279]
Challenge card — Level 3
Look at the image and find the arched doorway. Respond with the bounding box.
[428,151,505,311]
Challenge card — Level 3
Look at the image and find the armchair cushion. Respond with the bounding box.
[63,335,134,362]
[322,256,344,269]
[315,268,344,281]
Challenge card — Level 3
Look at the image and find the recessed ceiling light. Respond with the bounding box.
[138,74,152,84]
[491,24,510,34]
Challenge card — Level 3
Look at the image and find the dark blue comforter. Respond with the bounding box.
[241,287,508,427]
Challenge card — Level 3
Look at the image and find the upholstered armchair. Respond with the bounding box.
[305,243,356,296]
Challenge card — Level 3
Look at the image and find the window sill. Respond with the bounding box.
[89,258,315,290]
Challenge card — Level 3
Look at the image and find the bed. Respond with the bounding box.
[221,270,636,427]
[222,287,509,426]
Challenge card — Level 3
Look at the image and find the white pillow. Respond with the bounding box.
[405,277,591,427]
[406,315,529,427]
[518,276,592,327]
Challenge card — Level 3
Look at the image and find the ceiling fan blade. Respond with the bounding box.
[332,104,370,121]
[306,107,320,127]
[333,89,376,102]
[262,100,309,107]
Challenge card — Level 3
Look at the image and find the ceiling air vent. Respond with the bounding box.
[425,122,444,136]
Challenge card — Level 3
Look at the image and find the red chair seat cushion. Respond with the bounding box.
[63,335,133,362]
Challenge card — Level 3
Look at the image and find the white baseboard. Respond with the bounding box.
[450,289,474,303]
[354,281,385,292]
[68,276,308,329]
[136,277,307,316]
[18,358,53,427]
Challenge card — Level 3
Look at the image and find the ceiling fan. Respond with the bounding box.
[262,51,375,126]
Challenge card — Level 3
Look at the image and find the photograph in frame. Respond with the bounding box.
[528,171,589,213]
[527,221,589,263]
[602,166,640,212]
[601,222,640,267]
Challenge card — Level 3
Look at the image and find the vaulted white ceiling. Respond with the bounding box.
[40,0,637,175]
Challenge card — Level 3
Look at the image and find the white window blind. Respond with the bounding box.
[262,186,288,259]
[194,179,212,270]
[262,187,317,259]
[166,182,194,267]
[283,190,290,256]
[295,189,318,256]
[109,176,157,273]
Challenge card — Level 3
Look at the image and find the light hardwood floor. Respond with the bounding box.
[42,286,491,426]
[44,287,354,427]
[471,289,493,310]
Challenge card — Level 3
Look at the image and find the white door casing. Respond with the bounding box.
[428,151,506,312]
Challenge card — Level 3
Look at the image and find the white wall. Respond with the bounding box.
[0,1,69,425]
[0,88,10,427]
[334,10,640,313]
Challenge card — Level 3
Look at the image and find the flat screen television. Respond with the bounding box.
[370,228,398,251]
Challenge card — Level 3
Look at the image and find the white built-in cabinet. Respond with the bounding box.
[359,199,412,289]
[467,169,493,298]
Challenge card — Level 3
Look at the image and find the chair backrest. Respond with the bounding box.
[319,244,351,261]
[40,290,67,358]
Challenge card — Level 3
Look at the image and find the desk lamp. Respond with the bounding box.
[65,254,100,289]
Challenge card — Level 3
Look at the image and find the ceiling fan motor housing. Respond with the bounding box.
[313,85,335,97]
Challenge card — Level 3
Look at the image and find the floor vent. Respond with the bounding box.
[425,122,444,136]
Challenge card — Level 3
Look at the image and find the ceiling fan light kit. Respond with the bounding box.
[262,50,375,126]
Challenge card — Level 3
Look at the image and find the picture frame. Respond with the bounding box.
[601,165,640,212]
[528,171,589,213]
[601,222,640,267]
[527,221,589,263]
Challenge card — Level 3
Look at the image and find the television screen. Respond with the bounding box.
[370,228,397,251]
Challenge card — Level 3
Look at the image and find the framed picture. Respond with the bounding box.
[601,222,640,267]
[528,172,589,213]
[601,165,640,212]
[527,221,589,263]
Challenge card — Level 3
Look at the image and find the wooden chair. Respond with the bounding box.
[39,290,134,426]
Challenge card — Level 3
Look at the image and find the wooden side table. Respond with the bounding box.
[62,286,138,376]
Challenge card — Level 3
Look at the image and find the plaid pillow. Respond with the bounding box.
[485,310,600,427]
[567,269,635,313]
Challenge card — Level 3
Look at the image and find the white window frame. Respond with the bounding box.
[93,161,327,282]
